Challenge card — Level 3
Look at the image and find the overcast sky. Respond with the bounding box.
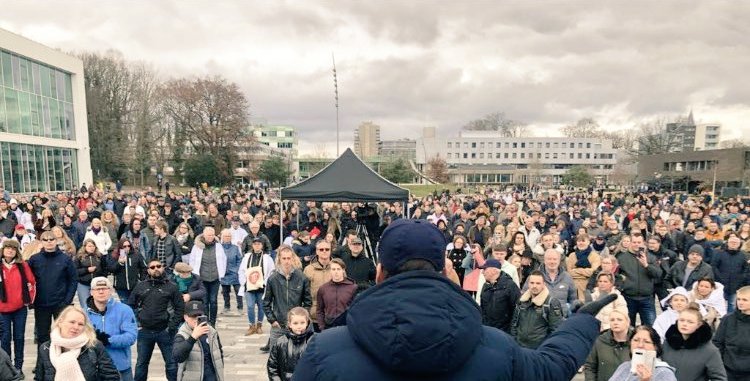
[2,1,749,156]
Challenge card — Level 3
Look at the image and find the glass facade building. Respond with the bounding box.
[0,28,92,194]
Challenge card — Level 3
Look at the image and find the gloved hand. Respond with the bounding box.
[574,294,618,316]
[95,329,111,346]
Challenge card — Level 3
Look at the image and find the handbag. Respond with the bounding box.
[245,266,264,291]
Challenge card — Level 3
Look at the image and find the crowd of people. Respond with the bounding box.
[0,182,748,380]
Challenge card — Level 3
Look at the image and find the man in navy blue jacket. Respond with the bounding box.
[27,231,77,369]
[293,219,615,381]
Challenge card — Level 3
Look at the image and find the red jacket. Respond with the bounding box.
[0,262,37,313]
[316,277,357,330]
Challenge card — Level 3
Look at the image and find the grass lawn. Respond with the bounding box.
[401,184,461,198]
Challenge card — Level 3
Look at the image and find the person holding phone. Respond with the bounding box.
[174,300,225,381]
[609,325,676,381]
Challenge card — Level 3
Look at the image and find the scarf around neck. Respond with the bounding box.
[49,328,88,381]
[575,246,593,268]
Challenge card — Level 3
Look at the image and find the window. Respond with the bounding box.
[545,153,550,159]
[472,142,477,148]
[480,142,485,149]
[546,142,550,148]
[464,142,468,148]
[537,153,541,159]
[520,153,525,158]
[479,153,484,159]
[504,153,509,159]
[496,153,501,158]
[471,153,476,158]
[586,153,590,159]
[553,142,558,148]
[512,142,517,148]
[553,153,558,159]
[496,142,501,148]
[587,143,591,149]
[447,142,452,148]
[463,153,468,158]
[562,143,567,148]
[578,153,582,159]
[537,142,542,148]
[579,143,583,148]
[447,153,452,159]
[521,142,526,148]
[512,153,517,159]
[505,142,509,148]
[570,153,574,159]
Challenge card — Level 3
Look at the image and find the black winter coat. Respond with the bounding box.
[666,260,713,290]
[712,248,750,294]
[75,254,107,285]
[480,272,521,332]
[340,252,376,293]
[267,325,314,381]
[106,251,147,291]
[35,341,120,381]
[127,275,185,331]
[713,311,750,376]
[263,269,312,327]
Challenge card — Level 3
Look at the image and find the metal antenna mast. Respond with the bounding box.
[332,53,339,156]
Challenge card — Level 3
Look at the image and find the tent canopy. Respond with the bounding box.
[281,148,409,202]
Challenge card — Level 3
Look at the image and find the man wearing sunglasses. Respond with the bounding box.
[340,236,376,293]
[128,259,185,381]
[27,231,77,371]
[304,240,333,332]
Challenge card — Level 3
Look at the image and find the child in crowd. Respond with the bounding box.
[267,307,315,381]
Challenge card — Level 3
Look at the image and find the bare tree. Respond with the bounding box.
[463,112,527,137]
[631,117,682,156]
[561,118,605,138]
[426,155,450,183]
[720,138,748,149]
[160,76,252,183]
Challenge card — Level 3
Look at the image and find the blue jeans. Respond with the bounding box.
[726,291,737,313]
[245,290,265,324]
[203,280,221,325]
[120,368,134,381]
[134,328,176,381]
[116,289,131,303]
[77,283,91,308]
[0,307,28,370]
[624,295,656,327]
[221,284,242,310]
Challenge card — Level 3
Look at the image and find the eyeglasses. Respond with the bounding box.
[41,238,56,242]
[317,248,331,252]
[92,288,109,292]
[149,264,163,270]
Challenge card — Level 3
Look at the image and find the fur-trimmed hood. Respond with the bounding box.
[665,322,712,350]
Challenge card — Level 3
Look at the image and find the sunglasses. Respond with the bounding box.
[317,248,331,252]
[350,243,362,246]
[41,238,56,242]
[149,264,163,270]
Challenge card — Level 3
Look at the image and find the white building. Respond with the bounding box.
[416,127,618,185]
[354,121,381,158]
[0,28,92,193]
[694,123,720,150]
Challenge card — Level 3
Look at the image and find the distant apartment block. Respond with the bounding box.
[354,121,380,158]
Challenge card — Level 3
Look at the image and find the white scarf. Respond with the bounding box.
[49,328,88,381]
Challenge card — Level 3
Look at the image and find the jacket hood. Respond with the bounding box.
[285,323,314,344]
[346,270,481,375]
[665,322,712,350]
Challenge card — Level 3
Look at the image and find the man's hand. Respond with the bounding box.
[95,329,111,346]
[575,294,618,316]
[271,321,280,328]
[637,254,649,268]
[191,322,211,340]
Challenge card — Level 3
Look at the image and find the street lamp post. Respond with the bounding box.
[711,160,719,201]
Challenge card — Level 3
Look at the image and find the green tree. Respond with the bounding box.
[562,166,594,188]
[257,156,291,187]
[182,154,230,186]
[380,158,415,184]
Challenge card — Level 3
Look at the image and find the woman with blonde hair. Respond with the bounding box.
[35,305,119,380]
[99,211,119,251]
[83,218,112,255]
[50,226,76,257]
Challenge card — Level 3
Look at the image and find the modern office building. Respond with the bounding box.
[249,124,298,181]
[662,111,721,152]
[380,138,416,160]
[637,147,749,193]
[0,28,92,193]
[354,121,380,159]
[415,127,618,186]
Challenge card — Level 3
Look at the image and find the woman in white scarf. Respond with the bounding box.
[34,305,119,381]
[690,277,727,330]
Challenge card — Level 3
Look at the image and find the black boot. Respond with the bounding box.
[260,338,270,353]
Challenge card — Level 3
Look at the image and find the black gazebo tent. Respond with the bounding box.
[281,148,409,202]
[279,148,410,258]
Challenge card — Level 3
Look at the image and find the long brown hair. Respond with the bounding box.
[76,238,102,260]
